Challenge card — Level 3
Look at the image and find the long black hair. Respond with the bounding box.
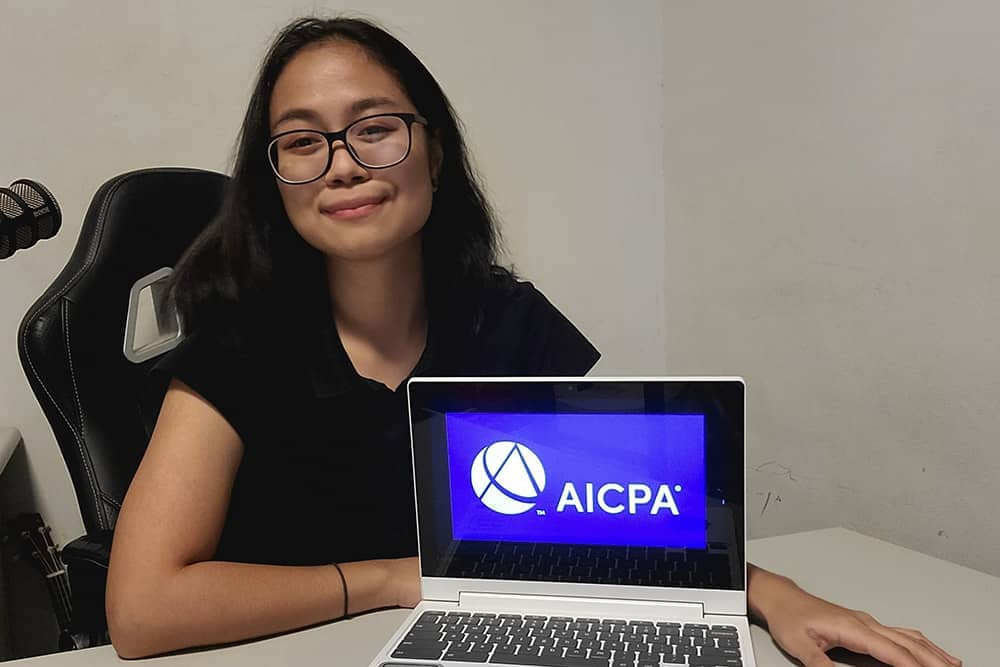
[170,16,504,336]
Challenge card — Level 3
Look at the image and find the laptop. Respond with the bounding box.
[368,377,754,667]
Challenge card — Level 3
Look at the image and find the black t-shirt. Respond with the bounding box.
[155,275,599,566]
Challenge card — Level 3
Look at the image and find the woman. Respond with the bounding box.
[106,17,960,667]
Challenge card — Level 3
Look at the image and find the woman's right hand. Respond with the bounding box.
[391,556,421,608]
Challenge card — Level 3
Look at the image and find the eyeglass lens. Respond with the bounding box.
[270,115,411,183]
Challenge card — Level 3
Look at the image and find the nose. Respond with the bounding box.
[323,139,369,185]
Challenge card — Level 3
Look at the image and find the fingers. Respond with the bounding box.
[850,609,961,666]
[890,627,962,666]
[851,607,960,667]
[836,622,923,667]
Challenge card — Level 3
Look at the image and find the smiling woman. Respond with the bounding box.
[102,16,961,667]
[104,16,601,659]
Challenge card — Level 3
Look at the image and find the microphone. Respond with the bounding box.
[0,179,61,260]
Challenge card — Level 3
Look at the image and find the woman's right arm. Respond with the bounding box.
[106,379,420,659]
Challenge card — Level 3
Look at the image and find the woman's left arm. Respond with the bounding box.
[748,564,961,667]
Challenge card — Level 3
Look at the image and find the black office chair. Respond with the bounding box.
[17,168,228,648]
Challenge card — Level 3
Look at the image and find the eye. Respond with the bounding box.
[278,132,323,152]
[358,125,392,138]
[350,117,404,143]
[353,125,392,143]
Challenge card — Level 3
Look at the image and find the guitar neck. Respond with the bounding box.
[8,513,74,633]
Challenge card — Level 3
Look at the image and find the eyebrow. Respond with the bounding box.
[271,96,401,131]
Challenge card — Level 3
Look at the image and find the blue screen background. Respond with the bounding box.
[445,413,707,548]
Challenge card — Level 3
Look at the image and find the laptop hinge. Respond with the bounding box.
[457,592,704,621]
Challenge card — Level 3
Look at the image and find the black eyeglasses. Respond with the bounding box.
[267,112,429,185]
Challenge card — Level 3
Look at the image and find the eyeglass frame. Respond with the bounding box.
[267,112,430,185]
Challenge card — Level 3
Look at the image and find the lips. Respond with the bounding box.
[321,196,386,220]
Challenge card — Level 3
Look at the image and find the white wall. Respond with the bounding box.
[663,1,1000,576]
[0,1,665,548]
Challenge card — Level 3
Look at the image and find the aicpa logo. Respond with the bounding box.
[471,441,546,515]
[470,441,683,517]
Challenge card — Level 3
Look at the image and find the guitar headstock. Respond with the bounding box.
[3,512,73,634]
[5,512,63,577]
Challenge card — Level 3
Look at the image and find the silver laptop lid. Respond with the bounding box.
[407,377,747,616]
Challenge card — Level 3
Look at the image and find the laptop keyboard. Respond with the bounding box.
[390,610,743,666]
[448,543,735,589]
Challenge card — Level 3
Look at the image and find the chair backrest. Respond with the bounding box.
[18,168,228,534]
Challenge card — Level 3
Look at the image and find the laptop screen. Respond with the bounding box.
[446,412,707,549]
[409,379,745,592]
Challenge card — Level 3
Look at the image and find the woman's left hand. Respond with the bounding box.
[749,565,961,667]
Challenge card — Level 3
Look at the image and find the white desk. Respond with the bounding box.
[1,427,22,661]
[5,528,991,666]
[0,428,20,477]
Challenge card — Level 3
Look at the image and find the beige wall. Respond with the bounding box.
[663,1,999,575]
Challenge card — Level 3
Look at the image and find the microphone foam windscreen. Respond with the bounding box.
[0,179,61,259]
[10,180,60,239]
[0,189,26,258]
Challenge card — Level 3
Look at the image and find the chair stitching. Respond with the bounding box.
[62,301,106,524]
[99,492,121,510]
[62,300,85,433]
[62,299,104,525]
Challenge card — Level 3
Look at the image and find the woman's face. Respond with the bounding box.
[269,40,439,263]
